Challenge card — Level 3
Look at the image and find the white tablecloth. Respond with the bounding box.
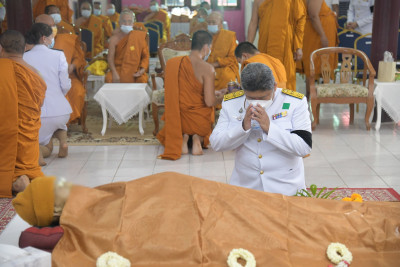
[94,83,151,125]
[170,22,190,38]
[374,81,400,123]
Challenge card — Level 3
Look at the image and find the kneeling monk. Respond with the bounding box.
[157,30,226,160]
[106,9,149,83]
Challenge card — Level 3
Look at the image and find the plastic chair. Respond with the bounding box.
[149,20,163,39]
[111,21,116,30]
[337,15,347,30]
[147,27,160,55]
[80,28,94,60]
[354,33,372,79]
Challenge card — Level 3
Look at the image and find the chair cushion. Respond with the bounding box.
[19,226,64,253]
[316,83,369,98]
[152,89,165,105]
[162,48,190,64]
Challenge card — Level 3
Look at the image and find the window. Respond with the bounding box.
[163,0,240,10]
[217,0,238,7]
[166,0,185,7]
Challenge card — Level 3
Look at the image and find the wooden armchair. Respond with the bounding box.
[310,47,376,130]
[150,33,192,136]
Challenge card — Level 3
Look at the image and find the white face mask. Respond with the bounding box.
[206,9,212,15]
[93,9,101,16]
[0,6,5,21]
[107,8,115,15]
[150,5,159,12]
[121,25,133,34]
[81,9,91,18]
[204,46,211,61]
[50,13,62,24]
[207,24,219,34]
[245,99,273,111]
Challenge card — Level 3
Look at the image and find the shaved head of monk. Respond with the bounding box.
[0,30,26,56]
[81,1,92,11]
[35,14,55,27]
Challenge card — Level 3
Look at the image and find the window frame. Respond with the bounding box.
[161,0,241,11]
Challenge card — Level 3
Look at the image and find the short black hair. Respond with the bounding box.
[235,41,259,58]
[44,4,58,14]
[0,30,26,54]
[191,30,212,51]
[200,1,210,8]
[25,23,53,45]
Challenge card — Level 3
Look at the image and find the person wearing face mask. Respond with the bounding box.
[0,30,46,197]
[24,23,72,165]
[106,3,120,29]
[206,12,240,99]
[210,63,312,196]
[157,30,227,159]
[74,1,104,59]
[144,0,170,43]
[106,9,149,84]
[33,0,73,24]
[93,1,113,48]
[45,4,75,34]
[200,1,212,16]
[235,41,287,89]
[36,14,87,134]
[190,7,208,35]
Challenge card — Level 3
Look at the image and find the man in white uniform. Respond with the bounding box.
[210,63,312,196]
[346,0,374,35]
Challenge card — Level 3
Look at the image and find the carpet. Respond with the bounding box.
[0,198,15,235]
[307,188,400,201]
[66,100,160,145]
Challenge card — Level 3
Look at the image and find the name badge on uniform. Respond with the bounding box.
[272,111,287,120]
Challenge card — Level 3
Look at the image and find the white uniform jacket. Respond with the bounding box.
[24,44,72,118]
[347,0,374,35]
[210,88,312,196]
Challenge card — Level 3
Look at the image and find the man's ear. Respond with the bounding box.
[273,82,277,92]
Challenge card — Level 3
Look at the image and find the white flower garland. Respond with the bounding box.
[326,243,352,265]
[227,248,256,267]
[96,251,131,267]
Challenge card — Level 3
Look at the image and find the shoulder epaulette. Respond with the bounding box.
[223,90,244,102]
[282,89,304,99]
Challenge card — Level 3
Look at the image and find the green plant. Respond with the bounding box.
[294,184,340,199]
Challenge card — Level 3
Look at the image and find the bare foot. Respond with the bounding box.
[182,134,189,155]
[192,134,203,156]
[12,175,30,193]
[39,148,47,166]
[58,143,68,158]
[45,138,54,156]
[54,129,68,158]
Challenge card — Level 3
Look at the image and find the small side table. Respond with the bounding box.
[374,81,400,131]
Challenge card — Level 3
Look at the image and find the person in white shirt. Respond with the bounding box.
[325,0,339,15]
[24,23,72,165]
[346,0,374,35]
[210,63,312,196]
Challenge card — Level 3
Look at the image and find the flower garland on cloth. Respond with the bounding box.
[96,251,131,267]
[227,248,256,267]
[342,193,363,203]
[326,243,352,266]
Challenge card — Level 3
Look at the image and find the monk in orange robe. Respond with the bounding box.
[33,0,73,23]
[300,0,338,97]
[247,0,306,91]
[235,41,287,89]
[45,5,75,34]
[106,3,120,30]
[157,31,226,160]
[75,1,104,59]
[93,1,113,48]
[36,14,87,124]
[0,30,46,197]
[206,12,240,92]
[106,10,149,84]
[144,0,170,43]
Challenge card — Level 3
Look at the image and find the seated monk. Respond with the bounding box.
[235,41,287,89]
[0,30,46,197]
[36,14,86,125]
[12,173,400,266]
[93,1,113,48]
[75,1,104,59]
[144,0,170,43]
[106,9,149,84]
[206,12,240,92]
[106,3,119,29]
[32,0,73,23]
[157,30,226,160]
[45,4,75,34]
[189,7,208,35]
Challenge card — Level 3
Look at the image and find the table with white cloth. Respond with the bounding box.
[170,22,190,38]
[94,83,151,136]
[374,81,400,130]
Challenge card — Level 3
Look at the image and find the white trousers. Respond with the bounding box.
[39,114,70,145]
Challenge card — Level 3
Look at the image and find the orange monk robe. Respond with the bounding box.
[207,29,240,91]
[105,30,149,83]
[148,9,170,43]
[134,22,147,32]
[257,0,306,91]
[33,0,73,23]
[78,15,104,58]
[157,56,214,160]
[97,15,113,44]
[108,12,120,30]
[0,59,46,197]
[54,33,87,122]
[57,20,75,34]
[300,0,338,77]
[242,53,287,89]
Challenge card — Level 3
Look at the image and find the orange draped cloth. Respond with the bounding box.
[98,15,113,42]
[105,30,149,83]
[52,172,400,266]
[0,59,46,198]
[207,29,240,91]
[134,22,147,32]
[79,15,104,58]
[54,33,86,122]
[57,20,75,34]
[243,53,287,89]
[157,56,214,160]
[300,0,338,77]
[147,10,170,43]
[257,0,306,91]
[108,12,120,29]
[33,0,73,23]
